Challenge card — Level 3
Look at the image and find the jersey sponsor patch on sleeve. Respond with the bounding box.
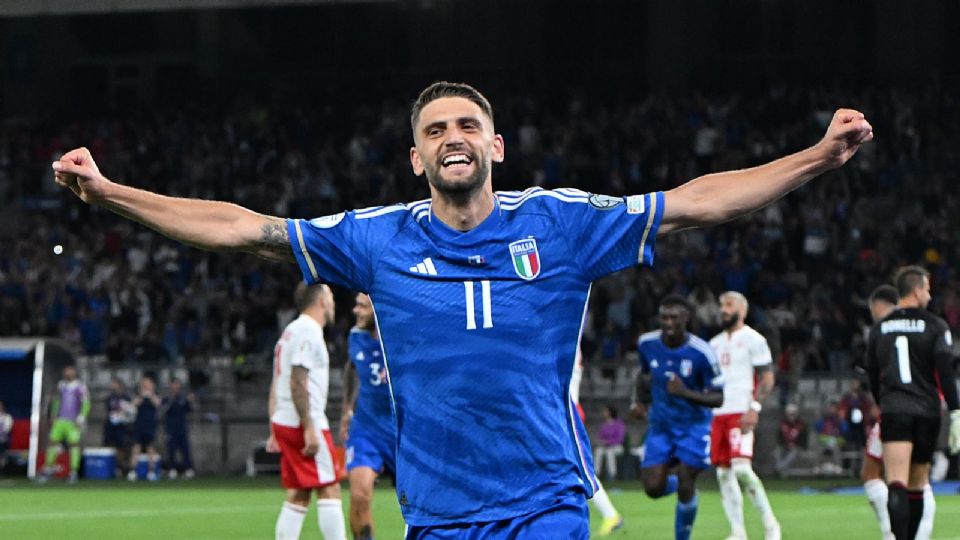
[310,212,346,229]
[588,193,623,210]
[626,195,645,214]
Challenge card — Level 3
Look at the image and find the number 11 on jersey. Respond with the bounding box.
[464,280,494,330]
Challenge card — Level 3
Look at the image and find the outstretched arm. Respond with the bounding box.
[659,109,873,234]
[52,148,294,262]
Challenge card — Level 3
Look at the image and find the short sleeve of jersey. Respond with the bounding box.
[637,343,649,372]
[567,191,665,282]
[289,334,320,370]
[287,211,387,292]
[749,331,773,367]
[932,318,953,359]
[697,346,725,392]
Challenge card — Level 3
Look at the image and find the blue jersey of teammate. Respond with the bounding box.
[637,330,723,427]
[348,328,394,436]
[288,188,664,525]
[346,327,397,474]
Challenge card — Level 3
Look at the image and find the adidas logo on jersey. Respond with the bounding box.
[409,257,438,275]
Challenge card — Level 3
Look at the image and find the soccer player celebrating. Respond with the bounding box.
[341,292,397,540]
[710,292,780,540]
[53,82,872,537]
[865,266,960,540]
[634,295,723,540]
[268,283,347,540]
[39,365,90,484]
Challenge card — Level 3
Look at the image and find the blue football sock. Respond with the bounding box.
[664,474,679,496]
[675,493,699,540]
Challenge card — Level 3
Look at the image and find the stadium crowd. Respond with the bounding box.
[0,83,958,380]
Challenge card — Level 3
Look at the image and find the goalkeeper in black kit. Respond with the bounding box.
[865,266,960,540]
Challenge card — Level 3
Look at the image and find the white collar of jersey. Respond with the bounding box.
[296,313,325,334]
[723,325,750,339]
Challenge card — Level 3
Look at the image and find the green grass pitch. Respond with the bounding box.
[0,477,957,539]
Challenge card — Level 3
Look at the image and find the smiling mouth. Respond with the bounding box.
[440,153,474,170]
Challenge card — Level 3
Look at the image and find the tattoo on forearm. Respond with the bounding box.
[291,366,312,424]
[256,219,294,261]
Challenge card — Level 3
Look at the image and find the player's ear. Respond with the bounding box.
[410,147,425,176]
[492,134,505,164]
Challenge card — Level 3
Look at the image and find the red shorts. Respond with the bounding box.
[710,413,754,467]
[865,421,883,462]
[272,422,344,489]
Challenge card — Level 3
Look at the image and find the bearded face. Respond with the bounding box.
[421,146,491,198]
[720,309,740,330]
[410,97,504,200]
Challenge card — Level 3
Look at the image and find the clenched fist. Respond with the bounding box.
[52,147,112,204]
[817,109,874,169]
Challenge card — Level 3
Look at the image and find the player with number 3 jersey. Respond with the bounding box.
[342,292,397,539]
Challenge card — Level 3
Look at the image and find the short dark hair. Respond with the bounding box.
[893,266,929,298]
[659,293,691,313]
[294,282,326,312]
[604,404,619,419]
[410,81,494,133]
[868,284,899,306]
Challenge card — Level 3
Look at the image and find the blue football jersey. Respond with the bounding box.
[348,328,396,441]
[637,330,723,426]
[288,187,664,525]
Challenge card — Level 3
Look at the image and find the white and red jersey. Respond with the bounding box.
[271,314,331,429]
[710,325,772,415]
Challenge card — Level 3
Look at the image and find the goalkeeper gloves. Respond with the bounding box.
[949,409,960,455]
[77,415,86,430]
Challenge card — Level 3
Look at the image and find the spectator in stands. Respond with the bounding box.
[774,403,808,477]
[597,321,623,383]
[594,404,626,481]
[128,376,161,481]
[161,378,196,479]
[103,378,134,477]
[129,325,172,364]
[687,284,721,336]
[0,400,12,471]
[838,378,874,450]
[2,85,959,380]
[814,401,847,475]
